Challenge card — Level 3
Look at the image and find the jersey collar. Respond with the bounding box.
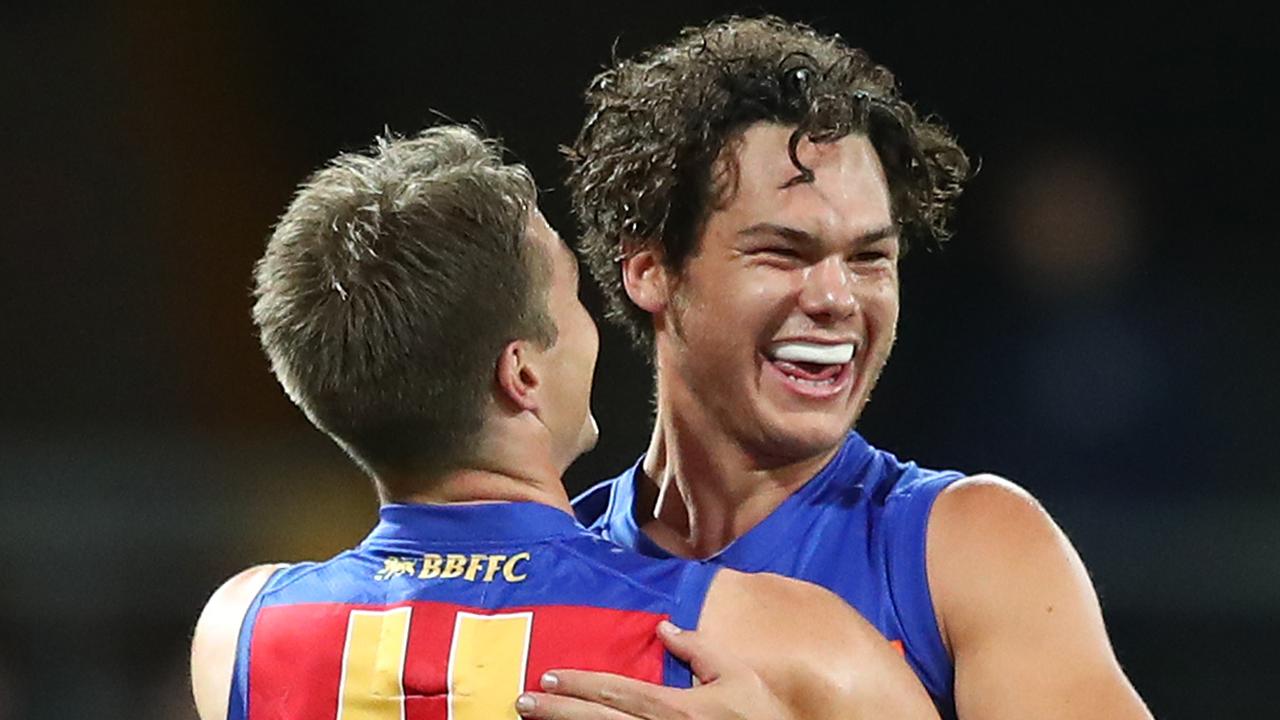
[362,502,584,550]
[604,431,877,564]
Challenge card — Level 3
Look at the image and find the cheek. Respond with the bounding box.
[568,304,599,362]
[584,318,600,367]
[863,280,899,325]
[721,271,796,324]
[672,265,794,361]
[691,288,766,349]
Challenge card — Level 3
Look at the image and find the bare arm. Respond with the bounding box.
[189,564,284,720]
[929,476,1152,720]
[518,569,939,720]
[702,569,941,720]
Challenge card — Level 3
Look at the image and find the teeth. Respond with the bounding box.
[769,342,854,365]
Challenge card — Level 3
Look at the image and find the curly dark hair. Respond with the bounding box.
[566,15,971,352]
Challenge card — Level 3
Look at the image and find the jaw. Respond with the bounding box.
[651,332,874,470]
[748,356,863,458]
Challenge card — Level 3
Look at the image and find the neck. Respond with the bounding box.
[638,377,840,558]
[387,425,575,514]
[392,467,574,514]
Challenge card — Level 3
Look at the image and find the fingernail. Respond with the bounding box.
[515,694,536,712]
[540,672,559,690]
[658,620,681,635]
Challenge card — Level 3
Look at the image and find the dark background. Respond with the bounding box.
[1,2,1275,717]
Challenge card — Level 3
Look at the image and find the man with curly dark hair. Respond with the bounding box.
[521,15,1151,720]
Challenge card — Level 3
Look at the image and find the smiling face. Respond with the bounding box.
[649,124,900,465]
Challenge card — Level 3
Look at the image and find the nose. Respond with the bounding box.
[798,255,858,321]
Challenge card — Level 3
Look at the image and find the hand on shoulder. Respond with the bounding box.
[705,569,942,720]
[521,569,940,720]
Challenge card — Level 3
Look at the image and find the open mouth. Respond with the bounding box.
[765,341,856,391]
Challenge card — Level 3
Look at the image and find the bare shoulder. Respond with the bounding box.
[702,569,940,719]
[927,475,1153,719]
[926,474,1091,644]
[933,472,1045,525]
[193,563,287,648]
[190,564,287,720]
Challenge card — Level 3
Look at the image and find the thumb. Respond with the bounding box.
[657,620,731,685]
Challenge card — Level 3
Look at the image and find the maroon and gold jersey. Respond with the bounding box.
[229,502,715,720]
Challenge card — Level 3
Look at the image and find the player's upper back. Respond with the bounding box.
[192,502,715,720]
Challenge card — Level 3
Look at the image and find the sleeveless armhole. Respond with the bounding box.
[227,565,289,720]
[662,562,719,688]
[882,469,963,706]
[571,479,614,528]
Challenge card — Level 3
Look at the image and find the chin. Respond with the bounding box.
[754,412,852,464]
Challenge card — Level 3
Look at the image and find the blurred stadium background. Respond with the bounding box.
[1,2,1275,717]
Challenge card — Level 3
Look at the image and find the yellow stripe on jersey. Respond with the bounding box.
[337,607,412,720]
[448,612,533,720]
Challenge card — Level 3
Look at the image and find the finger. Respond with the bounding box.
[656,620,736,684]
[515,691,640,720]
[537,669,681,719]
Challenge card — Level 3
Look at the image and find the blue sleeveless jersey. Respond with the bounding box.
[574,432,964,718]
[229,502,716,720]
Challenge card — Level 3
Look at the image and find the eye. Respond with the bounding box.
[850,251,887,263]
[850,243,898,264]
[747,244,803,260]
[752,247,805,268]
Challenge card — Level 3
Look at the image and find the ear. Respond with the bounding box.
[494,340,541,413]
[621,246,671,314]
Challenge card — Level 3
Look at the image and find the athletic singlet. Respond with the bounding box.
[574,432,964,719]
[229,501,717,720]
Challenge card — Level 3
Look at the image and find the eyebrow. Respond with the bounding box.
[738,222,899,247]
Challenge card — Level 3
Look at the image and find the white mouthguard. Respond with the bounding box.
[769,342,854,365]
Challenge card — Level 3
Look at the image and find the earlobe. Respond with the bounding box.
[495,341,540,412]
[621,247,670,314]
